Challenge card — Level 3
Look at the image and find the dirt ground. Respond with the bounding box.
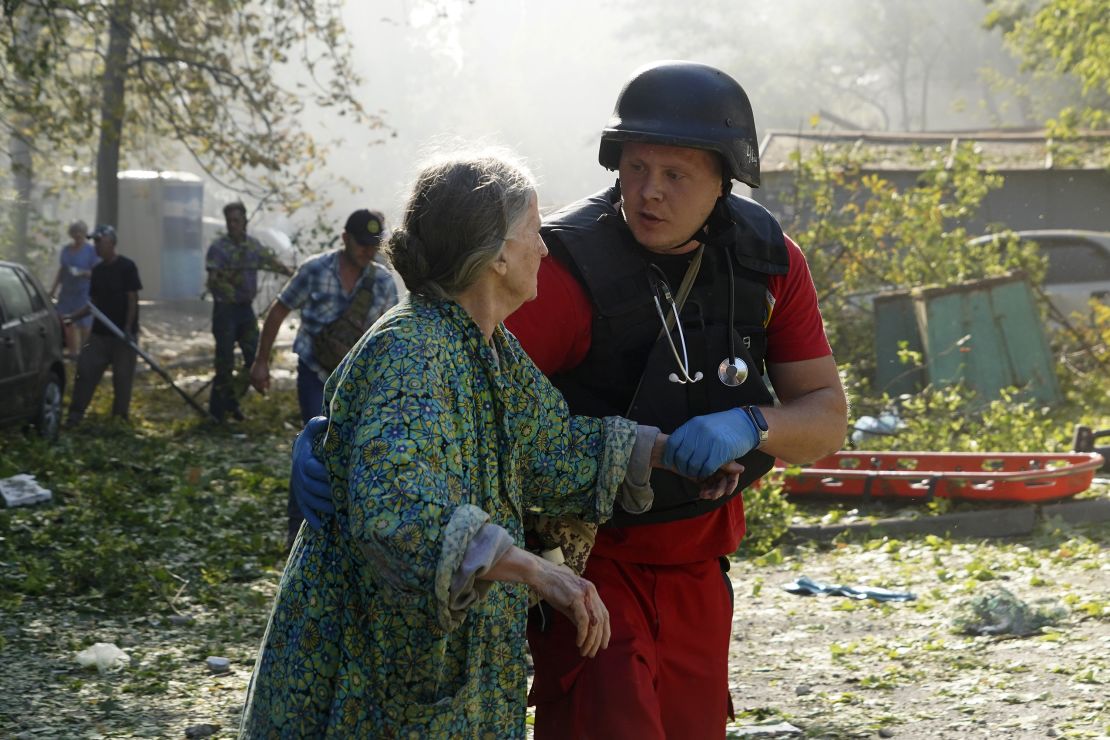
[722,525,1109,738]
[2,301,1106,739]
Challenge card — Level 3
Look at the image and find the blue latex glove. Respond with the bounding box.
[662,408,760,481]
[290,416,333,530]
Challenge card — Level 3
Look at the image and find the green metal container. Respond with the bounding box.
[873,273,1060,404]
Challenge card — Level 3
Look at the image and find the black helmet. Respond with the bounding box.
[599,60,761,188]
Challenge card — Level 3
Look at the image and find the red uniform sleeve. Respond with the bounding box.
[764,235,832,363]
[505,256,593,376]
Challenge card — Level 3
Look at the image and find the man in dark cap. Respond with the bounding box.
[250,208,399,545]
[64,224,143,425]
[205,201,293,422]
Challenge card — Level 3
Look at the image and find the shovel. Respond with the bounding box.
[85,303,217,422]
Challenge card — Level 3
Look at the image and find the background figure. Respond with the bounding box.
[205,201,292,422]
[250,208,399,547]
[64,225,142,425]
[49,220,99,359]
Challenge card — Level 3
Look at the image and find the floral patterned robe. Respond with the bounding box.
[240,295,636,738]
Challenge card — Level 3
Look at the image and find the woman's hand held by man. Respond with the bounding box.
[651,431,745,501]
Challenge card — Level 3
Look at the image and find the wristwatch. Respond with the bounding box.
[742,405,769,447]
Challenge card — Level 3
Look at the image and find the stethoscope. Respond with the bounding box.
[647,250,749,388]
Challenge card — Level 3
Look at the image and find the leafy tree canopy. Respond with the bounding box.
[984,0,1110,128]
[1,0,380,220]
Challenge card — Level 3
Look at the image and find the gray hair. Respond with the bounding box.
[384,151,536,299]
[68,220,88,238]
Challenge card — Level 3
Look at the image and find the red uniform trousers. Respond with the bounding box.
[528,554,733,739]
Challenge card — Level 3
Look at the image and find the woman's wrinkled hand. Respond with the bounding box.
[697,461,744,500]
[532,560,610,658]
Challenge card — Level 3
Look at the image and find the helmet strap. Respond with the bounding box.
[697,197,736,247]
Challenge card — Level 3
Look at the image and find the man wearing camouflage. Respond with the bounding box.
[205,201,292,422]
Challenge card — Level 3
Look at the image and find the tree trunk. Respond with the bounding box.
[10,129,33,264]
[8,10,36,264]
[95,0,134,228]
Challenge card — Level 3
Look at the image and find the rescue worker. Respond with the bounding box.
[290,60,848,738]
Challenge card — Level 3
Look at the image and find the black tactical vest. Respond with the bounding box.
[543,186,789,526]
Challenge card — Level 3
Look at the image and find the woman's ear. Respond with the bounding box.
[491,254,509,277]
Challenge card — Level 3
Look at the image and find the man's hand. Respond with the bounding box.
[652,428,744,499]
[663,408,761,481]
[291,416,333,529]
[249,359,271,394]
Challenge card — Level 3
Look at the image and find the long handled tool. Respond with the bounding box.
[85,303,217,422]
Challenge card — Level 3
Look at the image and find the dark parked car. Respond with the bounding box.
[968,230,1110,319]
[0,260,66,438]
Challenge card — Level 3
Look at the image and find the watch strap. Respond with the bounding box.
[742,405,769,446]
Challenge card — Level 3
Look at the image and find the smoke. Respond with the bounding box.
[317,0,1027,235]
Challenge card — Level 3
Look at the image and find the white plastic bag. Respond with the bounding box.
[75,642,130,674]
[0,474,52,508]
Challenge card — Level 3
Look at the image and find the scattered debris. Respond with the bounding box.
[953,586,1066,636]
[168,614,195,627]
[0,474,52,508]
[205,656,231,674]
[729,721,803,737]
[184,723,220,738]
[794,685,812,696]
[781,575,916,602]
[851,410,904,445]
[75,642,130,674]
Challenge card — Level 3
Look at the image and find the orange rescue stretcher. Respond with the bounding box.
[778,451,1105,504]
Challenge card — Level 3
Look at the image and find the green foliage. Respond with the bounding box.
[625,0,1061,132]
[779,136,1110,429]
[984,0,1110,129]
[783,141,1044,374]
[0,401,293,614]
[735,471,796,557]
[787,143,1039,297]
[761,131,1109,553]
[851,385,1064,453]
[1053,299,1110,405]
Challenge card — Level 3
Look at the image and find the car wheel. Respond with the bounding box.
[35,371,63,440]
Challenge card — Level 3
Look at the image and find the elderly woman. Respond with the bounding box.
[240,152,740,738]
